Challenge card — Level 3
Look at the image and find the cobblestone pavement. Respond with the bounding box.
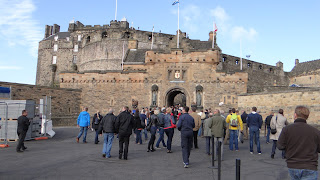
[0,127,319,180]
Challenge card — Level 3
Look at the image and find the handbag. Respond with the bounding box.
[270,116,277,134]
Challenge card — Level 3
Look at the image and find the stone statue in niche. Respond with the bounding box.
[152,91,157,106]
[196,91,202,107]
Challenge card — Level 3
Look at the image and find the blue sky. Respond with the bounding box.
[0,0,319,85]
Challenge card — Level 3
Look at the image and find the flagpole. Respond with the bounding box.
[240,39,242,70]
[115,0,118,20]
[212,22,215,49]
[177,1,180,48]
[151,25,154,49]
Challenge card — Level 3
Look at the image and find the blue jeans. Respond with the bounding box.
[288,168,318,180]
[142,128,148,140]
[272,140,285,157]
[95,129,99,143]
[266,127,271,143]
[249,126,261,153]
[77,126,88,142]
[135,129,142,144]
[164,128,174,151]
[229,130,239,150]
[102,133,114,158]
[156,127,166,148]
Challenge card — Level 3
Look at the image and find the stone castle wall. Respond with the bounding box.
[289,69,320,87]
[238,89,320,125]
[0,82,81,126]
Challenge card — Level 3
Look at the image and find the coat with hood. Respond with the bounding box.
[77,111,90,127]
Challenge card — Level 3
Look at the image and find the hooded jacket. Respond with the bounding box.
[77,111,90,127]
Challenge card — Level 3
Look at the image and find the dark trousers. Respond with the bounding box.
[164,128,174,151]
[181,131,193,164]
[192,130,199,148]
[271,140,285,158]
[148,126,157,150]
[95,129,99,144]
[119,135,130,158]
[17,131,27,151]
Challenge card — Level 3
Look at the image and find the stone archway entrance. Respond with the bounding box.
[165,87,187,107]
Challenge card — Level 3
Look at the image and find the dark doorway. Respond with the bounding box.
[166,89,186,107]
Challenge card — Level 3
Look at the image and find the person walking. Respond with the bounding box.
[16,110,30,153]
[140,109,148,141]
[147,111,158,152]
[190,106,201,149]
[265,111,273,144]
[270,109,288,159]
[156,108,167,149]
[115,106,136,160]
[134,109,143,145]
[241,110,248,140]
[164,107,176,153]
[226,108,243,151]
[208,109,226,160]
[177,106,195,168]
[247,107,263,154]
[278,106,320,180]
[92,111,103,144]
[98,109,116,158]
[76,107,90,143]
[204,113,213,155]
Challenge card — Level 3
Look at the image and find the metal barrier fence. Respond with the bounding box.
[0,96,51,147]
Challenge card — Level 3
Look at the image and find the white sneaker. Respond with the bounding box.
[250,152,253,154]
[184,163,189,168]
[258,152,262,155]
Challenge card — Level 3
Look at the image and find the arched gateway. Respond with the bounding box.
[165,87,189,107]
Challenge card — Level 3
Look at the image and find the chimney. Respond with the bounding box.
[276,61,283,70]
[295,59,299,66]
[44,25,50,38]
[52,24,60,34]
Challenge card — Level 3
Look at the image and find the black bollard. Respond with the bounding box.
[212,135,215,167]
[218,141,222,180]
[236,159,241,180]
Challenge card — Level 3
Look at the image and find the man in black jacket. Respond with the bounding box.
[16,110,30,153]
[98,109,116,158]
[115,106,135,160]
[278,106,320,179]
[264,111,273,144]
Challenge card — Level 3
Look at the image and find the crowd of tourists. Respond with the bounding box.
[75,105,320,179]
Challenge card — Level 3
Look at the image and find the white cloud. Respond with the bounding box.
[231,26,258,42]
[210,6,230,22]
[0,66,22,70]
[0,0,42,57]
[180,4,202,33]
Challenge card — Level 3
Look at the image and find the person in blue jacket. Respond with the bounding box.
[76,107,91,143]
[177,106,195,168]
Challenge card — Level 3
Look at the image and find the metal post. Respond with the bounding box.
[236,159,241,180]
[218,141,222,180]
[5,103,8,146]
[212,135,215,166]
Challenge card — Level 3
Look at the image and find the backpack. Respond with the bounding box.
[141,118,145,127]
[230,114,238,127]
[94,117,99,125]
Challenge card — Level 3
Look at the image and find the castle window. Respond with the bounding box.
[169,37,173,40]
[54,36,58,41]
[235,60,239,65]
[77,35,81,41]
[73,55,77,63]
[148,35,152,41]
[269,68,273,72]
[258,65,262,70]
[53,44,58,52]
[52,56,57,64]
[102,32,108,38]
[223,57,226,62]
[74,45,78,52]
[86,36,90,43]
[247,63,251,68]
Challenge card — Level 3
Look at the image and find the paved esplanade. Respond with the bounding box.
[0,127,319,180]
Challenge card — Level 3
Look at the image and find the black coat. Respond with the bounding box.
[98,113,116,134]
[134,113,144,129]
[115,111,135,136]
[92,113,103,130]
[17,115,30,133]
[149,114,159,127]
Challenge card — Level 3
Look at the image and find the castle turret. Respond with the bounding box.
[295,59,299,65]
[120,17,129,29]
[276,61,283,70]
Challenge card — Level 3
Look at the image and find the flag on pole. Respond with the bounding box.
[172,0,179,5]
[214,23,218,32]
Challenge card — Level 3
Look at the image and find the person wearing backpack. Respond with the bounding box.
[247,107,263,154]
[156,108,167,149]
[226,108,243,151]
[92,111,103,144]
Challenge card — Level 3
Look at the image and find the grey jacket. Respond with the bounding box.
[270,113,287,140]
[208,113,226,138]
[203,118,212,137]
